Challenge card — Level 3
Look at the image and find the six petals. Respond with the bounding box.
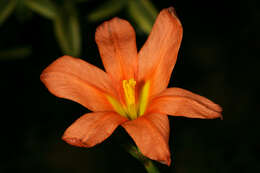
[40,7,222,166]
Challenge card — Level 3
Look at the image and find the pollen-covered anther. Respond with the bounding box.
[123,78,137,119]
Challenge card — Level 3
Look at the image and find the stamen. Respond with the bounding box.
[106,95,127,118]
[107,79,150,120]
[123,78,137,119]
[138,81,150,116]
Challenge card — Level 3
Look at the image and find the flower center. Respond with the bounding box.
[106,78,150,120]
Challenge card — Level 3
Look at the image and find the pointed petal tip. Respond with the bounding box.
[149,88,223,120]
[163,6,182,25]
[122,114,171,166]
[211,112,223,120]
[206,103,223,119]
[208,104,223,120]
[216,105,223,120]
[166,7,177,16]
[142,147,171,166]
[138,6,183,97]
[218,112,223,120]
[216,104,223,113]
[62,136,90,148]
[62,112,127,149]
[158,155,171,166]
[167,159,171,166]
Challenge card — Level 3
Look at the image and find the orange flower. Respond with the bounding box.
[40,7,222,166]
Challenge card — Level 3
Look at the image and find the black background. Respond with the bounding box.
[1,0,259,172]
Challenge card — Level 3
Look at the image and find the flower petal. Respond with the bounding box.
[122,113,171,165]
[40,55,117,111]
[62,112,127,147]
[138,7,183,97]
[95,17,138,83]
[148,88,223,119]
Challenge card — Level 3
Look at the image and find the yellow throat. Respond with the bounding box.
[107,78,150,120]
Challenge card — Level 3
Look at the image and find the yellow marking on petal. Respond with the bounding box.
[138,81,150,116]
[106,95,128,118]
[123,78,137,120]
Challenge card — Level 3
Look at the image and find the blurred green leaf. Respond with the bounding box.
[15,0,33,22]
[54,16,71,56]
[23,0,58,19]
[75,0,89,3]
[53,1,81,57]
[23,0,82,56]
[65,1,81,57]
[139,0,157,18]
[68,14,81,57]
[0,46,32,60]
[88,0,125,21]
[127,0,158,34]
[0,0,17,26]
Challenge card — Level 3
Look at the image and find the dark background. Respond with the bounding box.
[1,0,259,172]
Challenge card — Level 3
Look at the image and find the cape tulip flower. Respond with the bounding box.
[40,7,222,166]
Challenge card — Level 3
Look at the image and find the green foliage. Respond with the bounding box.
[23,0,81,57]
[88,0,126,21]
[88,0,158,34]
[127,0,158,34]
[23,0,58,19]
[0,0,17,26]
[15,0,33,22]
[53,1,81,57]
[75,0,89,3]
[0,0,158,60]
[0,46,31,60]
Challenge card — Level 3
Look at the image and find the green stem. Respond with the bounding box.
[123,143,160,173]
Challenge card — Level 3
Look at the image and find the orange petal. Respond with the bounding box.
[138,7,183,97]
[62,112,127,147]
[122,113,171,166]
[40,55,117,112]
[148,88,223,119]
[95,17,138,83]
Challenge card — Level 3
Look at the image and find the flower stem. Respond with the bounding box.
[123,143,160,173]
